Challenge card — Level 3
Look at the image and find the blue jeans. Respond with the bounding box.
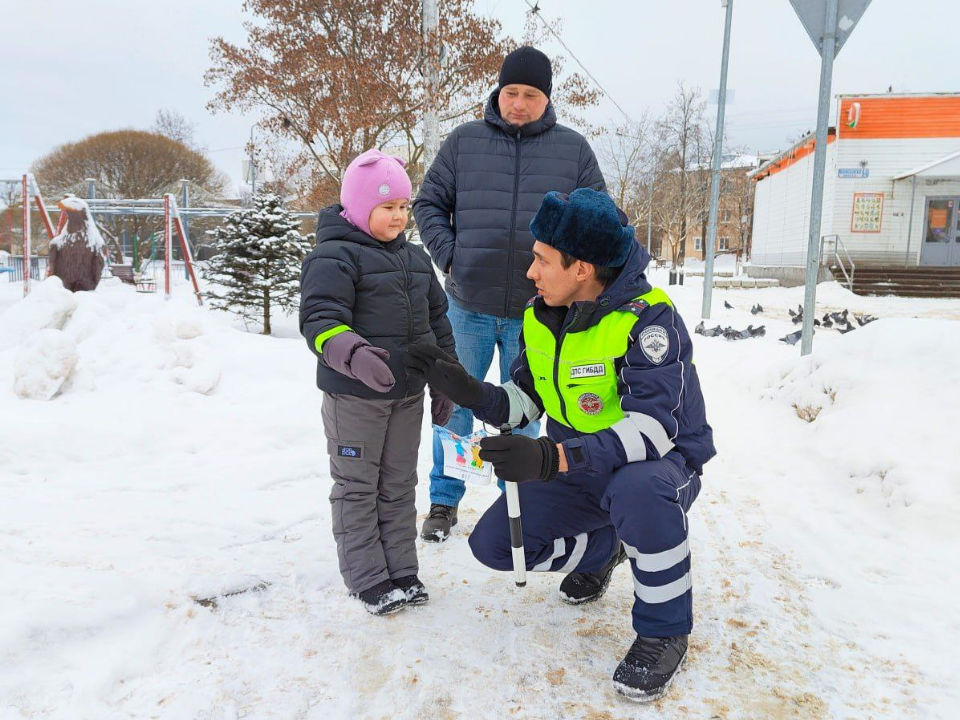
[429,296,541,507]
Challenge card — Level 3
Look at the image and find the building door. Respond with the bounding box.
[920,197,960,266]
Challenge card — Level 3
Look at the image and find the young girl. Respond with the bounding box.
[299,149,456,615]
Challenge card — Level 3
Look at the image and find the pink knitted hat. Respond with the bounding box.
[339,149,412,236]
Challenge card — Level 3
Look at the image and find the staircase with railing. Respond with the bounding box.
[821,235,960,298]
[820,235,855,291]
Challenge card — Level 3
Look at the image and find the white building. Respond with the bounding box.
[750,93,960,276]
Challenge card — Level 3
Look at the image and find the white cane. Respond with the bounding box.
[499,425,527,587]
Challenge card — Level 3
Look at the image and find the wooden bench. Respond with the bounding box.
[110,264,136,285]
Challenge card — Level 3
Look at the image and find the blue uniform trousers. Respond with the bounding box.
[469,451,701,637]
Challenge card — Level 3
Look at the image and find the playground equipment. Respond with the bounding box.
[5,173,315,304]
[7,174,212,305]
[76,193,204,303]
[7,175,57,297]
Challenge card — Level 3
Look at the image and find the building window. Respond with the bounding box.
[718,237,730,251]
[694,237,703,251]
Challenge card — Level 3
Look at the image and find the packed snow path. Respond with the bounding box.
[1,274,958,719]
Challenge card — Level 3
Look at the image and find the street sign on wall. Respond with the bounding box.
[838,168,869,178]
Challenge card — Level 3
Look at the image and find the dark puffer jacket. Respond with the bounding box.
[299,206,457,400]
[414,90,605,320]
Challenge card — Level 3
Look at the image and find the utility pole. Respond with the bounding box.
[421,0,441,173]
[702,0,734,320]
[249,126,258,198]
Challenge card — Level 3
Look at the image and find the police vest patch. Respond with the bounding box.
[570,363,606,379]
[577,392,604,415]
[640,325,670,365]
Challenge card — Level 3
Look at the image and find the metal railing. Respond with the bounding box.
[2,256,48,283]
[819,234,855,290]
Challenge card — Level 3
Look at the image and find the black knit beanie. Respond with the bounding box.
[498,46,553,98]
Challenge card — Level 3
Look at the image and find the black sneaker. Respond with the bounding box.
[393,575,429,606]
[558,545,627,605]
[613,634,688,703]
[350,580,407,616]
[420,503,458,543]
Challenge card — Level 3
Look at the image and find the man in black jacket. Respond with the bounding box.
[414,46,606,541]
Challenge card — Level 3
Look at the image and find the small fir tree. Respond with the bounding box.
[203,194,313,334]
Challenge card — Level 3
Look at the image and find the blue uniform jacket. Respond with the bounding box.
[470,240,716,477]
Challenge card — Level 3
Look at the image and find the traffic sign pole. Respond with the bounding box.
[800,0,838,356]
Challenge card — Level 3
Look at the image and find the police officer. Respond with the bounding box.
[405,188,715,702]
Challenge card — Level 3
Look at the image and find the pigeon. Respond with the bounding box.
[724,301,734,310]
[822,313,833,328]
[855,313,877,327]
[695,321,705,335]
[779,330,803,345]
[719,324,767,341]
[837,322,856,334]
[789,305,804,324]
[751,303,764,315]
[701,324,725,338]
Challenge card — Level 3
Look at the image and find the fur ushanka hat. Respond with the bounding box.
[529,188,635,268]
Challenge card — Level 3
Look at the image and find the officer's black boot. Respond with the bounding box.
[612,634,688,702]
[558,544,627,604]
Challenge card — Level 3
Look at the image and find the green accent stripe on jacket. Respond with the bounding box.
[314,324,352,354]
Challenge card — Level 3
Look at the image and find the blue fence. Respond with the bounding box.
[2,256,47,282]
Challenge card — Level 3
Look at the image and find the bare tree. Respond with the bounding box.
[653,83,708,267]
[597,115,652,224]
[724,155,757,259]
[153,109,198,148]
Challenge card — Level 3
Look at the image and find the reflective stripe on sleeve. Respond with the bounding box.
[612,412,674,460]
[502,381,542,427]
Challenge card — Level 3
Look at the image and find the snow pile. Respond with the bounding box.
[52,195,105,250]
[764,318,960,510]
[0,276,78,351]
[13,328,78,400]
[152,310,222,395]
[0,277,224,403]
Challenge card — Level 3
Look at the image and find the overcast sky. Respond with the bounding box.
[2,0,955,196]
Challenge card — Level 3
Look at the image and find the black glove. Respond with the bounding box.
[478,435,560,482]
[404,341,483,408]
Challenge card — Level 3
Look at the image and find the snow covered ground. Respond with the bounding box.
[1,272,959,719]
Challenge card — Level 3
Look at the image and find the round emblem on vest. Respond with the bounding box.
[378,183,390,196]
[577,392,604,416]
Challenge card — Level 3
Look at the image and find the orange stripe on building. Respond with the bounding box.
[753,132,837,181]
[840,96,960,140]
